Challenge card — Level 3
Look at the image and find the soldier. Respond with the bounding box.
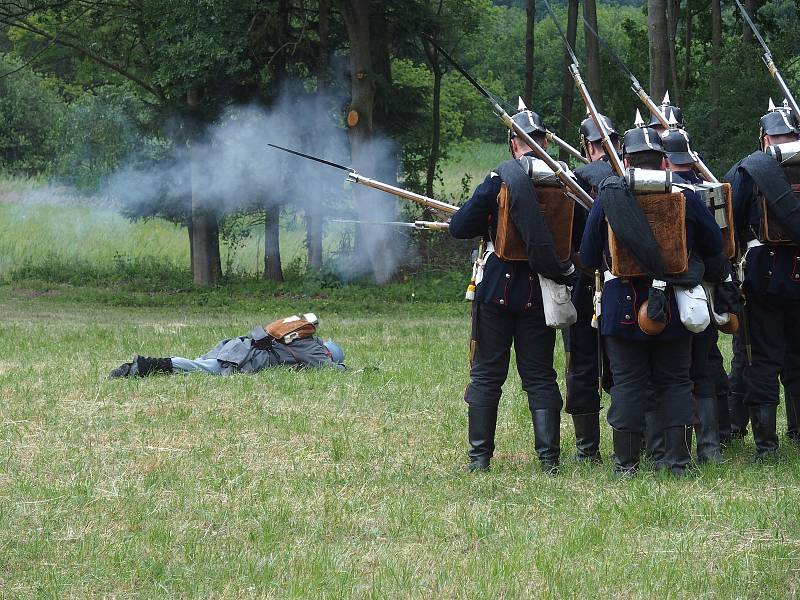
[662,127,735,463]
[449,107,576,474]
[109,316,345,377]
[729,99,800,459]
[579,118,722,476]
[563,114,620,463]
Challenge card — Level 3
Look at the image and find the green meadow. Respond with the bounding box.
[2,146,800,598]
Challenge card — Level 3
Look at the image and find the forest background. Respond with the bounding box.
[1,0,799,288]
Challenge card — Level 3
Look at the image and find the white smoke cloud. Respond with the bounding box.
[99,89,408,282]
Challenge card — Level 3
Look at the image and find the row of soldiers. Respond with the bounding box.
[449,95,800,476]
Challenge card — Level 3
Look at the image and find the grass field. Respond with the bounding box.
[2,284,800,598]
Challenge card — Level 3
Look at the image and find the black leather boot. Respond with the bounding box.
[644,409,666,469]
[749,405,779,460]
[786,393,800,444]
[663,426,691,476]
[572,413,602,463]
[133,356,174,377]
[695,396,723,463]
[467,406,498,471]
[532,409,560,474]
[729,391,749,439]
[108,361,134,379]
[717,390,732,446]
[612,429,641,477]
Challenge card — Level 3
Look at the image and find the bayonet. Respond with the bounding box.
[426,36,594,211]
[734,0,800,118]
[268,143,459,215]
[544,0,624,176]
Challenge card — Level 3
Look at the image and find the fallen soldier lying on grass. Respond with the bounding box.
[109,313,345,378]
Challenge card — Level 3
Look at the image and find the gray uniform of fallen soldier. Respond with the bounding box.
[109,316,345,378]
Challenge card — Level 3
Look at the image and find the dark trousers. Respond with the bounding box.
[706,330,731,435]
[564,272,602,415]
[466,302,562,412]
[690,326,716,405]
[729,331,747,395]
[744,292,800,407]
[606,336,693,432]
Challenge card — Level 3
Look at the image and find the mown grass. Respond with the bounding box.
[1,285,800,598]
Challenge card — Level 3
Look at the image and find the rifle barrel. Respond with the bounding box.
[348,173,459,214]
[547,130,589,164]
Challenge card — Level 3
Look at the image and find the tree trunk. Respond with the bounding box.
[559,0,579,161]
[425,48,442,198]
[369,0,392,131]
[666,0,680,102]
[306,0,329,271]
[524,0,534,107]
[583,0,603,112]
[682,5,693,95]
[744,0,756,43]
[186,87,221,286]
[711,0,721,130]
[648,0,669,102]
[338,0,395,282]
[263,206,284,282]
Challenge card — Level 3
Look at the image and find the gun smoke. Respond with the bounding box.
[101,91,407,282]
[4,90,411,283]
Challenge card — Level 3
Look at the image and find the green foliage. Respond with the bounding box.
[0,53,65,174]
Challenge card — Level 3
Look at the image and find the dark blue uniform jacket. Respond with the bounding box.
[731,165,800,299]
[579,176,722,340]
[449,161,544,312]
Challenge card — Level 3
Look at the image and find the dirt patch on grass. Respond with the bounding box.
[13,288,63,299]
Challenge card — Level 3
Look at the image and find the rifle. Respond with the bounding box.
[425,37,595,212]
[543,0,624,176]
[331,219,450,231]
[593,269,604,395]
[734,0,800,118]
[546,129,589,164]
[580,14,719,183]
[267,143,459,215]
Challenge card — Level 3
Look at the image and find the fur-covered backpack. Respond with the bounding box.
[251,313,319,348]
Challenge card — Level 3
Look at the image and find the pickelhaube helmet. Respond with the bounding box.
[580,113,617,142]
[759,98,799,140]
[509,97,546,151]
[662,126,695,166]
[623,109,666,156]
[648,91,684,129]
[579,113,618,158]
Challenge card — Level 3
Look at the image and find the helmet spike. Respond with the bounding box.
[667,111,679,128]
[769,97,776,111]
[634,108,645,127]
[662,91,671,105]
[517,96,527,111]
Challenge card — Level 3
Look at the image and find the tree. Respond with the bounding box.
[523,0,534,107]
[647,0,669,101]
[583,0,603,112]
[559,0,579,162]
